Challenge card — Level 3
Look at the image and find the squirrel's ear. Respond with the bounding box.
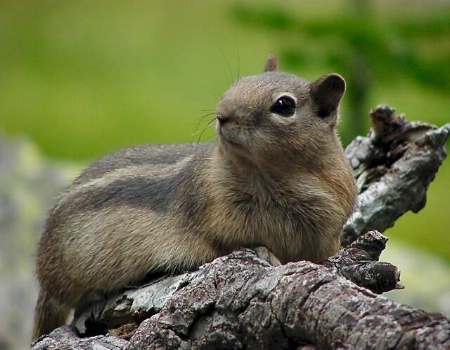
[264,53,278,72]
[310,73,346,118]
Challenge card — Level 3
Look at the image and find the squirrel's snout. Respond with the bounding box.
[216,114,229,125]
[216,98,235,126]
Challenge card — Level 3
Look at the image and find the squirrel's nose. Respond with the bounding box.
[216,114,229,125]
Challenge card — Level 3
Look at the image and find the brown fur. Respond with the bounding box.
[32,55,357,341]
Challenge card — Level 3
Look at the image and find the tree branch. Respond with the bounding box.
[342,105,450,246]
[325,230,403,294]
[33,247,449,349]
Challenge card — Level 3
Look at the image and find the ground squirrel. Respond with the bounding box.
[32,54,357,341]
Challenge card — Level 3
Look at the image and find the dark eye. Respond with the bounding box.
[270,96,296,117]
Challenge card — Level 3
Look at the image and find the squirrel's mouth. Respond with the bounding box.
[216,125,245,150]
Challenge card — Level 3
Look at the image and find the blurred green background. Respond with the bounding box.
[1,0,449,260]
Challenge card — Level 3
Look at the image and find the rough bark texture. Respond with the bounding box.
[31,106,450,349]
[342,105,450,246]
[32,247,450,350]
[325,230,403,294]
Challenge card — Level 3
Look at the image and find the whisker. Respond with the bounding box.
[194,118,216,145]
[228,39,241,81]
[191,111,215,141]
[219,48,234,86]
[235,45,241,80]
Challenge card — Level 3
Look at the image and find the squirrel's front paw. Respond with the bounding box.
[254,246,282,266]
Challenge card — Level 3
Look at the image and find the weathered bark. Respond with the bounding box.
[32,246,450,350]
[325,230,403,294]
[31,106,450,349]
[342,105,450,246]
[30,326,128,350]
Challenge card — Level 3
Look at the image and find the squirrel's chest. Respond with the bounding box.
[208,188,326,261]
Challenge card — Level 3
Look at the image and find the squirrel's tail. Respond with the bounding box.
[32,289,70,342]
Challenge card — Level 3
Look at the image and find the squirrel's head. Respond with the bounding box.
[215,54,346,166]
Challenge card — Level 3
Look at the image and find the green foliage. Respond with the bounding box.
[232,1,450,142]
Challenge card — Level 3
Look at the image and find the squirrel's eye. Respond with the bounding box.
[270,96,296,117]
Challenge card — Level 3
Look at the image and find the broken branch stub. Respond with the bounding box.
[342,105,450,246]
[325,230,403,294]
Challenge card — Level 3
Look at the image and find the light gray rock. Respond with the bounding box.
[0,133,79,350]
